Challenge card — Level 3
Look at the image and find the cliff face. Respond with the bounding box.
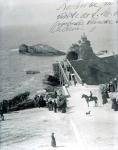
[19,44,65,56]
[79,41,97,60]
[70,56,118,85]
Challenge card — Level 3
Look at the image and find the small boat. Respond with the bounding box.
[26,70,40,75]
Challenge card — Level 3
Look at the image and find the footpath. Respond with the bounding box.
[67,84,118,150]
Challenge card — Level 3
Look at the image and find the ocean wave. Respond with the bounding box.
[17,77,35,89]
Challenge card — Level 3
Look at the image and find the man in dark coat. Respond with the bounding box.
[53,100,57,113]
[48,99,53,111]
[102,91,108,105]
[72,74,77,86]
[89,91,93,100]
[0,102,4,121]
[112,98,118,111]
[69,73,71,81]
[113,78,118,91]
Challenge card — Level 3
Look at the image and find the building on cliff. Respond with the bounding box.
[67,33,97,61]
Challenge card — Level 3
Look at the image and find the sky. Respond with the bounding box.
[0,0,58,27]
[0,0,117,53]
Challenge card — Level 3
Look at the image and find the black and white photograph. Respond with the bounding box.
[0,0,118,149]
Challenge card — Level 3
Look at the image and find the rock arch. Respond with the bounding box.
[66,51,78,60]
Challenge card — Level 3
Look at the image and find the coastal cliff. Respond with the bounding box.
[67,33,98,60]
[19,44,65,56]
[66,34,118,85]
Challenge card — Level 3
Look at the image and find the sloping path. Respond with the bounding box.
[67,84,118,150]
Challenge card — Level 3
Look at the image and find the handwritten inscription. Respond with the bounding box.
[50,1,118,33]
[50,21,84,33]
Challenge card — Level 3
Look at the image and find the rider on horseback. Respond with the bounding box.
[89,91,93,100]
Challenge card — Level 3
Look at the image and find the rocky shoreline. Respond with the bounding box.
[0,74,62,113]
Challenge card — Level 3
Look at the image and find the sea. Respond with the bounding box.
[0,49,65,101]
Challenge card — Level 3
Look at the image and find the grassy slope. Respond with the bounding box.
[70,55,118,85]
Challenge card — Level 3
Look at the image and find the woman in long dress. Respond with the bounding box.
[51,133,56,147]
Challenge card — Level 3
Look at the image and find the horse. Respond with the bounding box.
[81,94,98,107]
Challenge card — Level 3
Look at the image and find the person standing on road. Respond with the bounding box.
[53,100,57,113]
[51,132,56,147]
[89,91,93,100]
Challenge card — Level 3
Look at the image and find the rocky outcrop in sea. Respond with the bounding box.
[19,44,65,56]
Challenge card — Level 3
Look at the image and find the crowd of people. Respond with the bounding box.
[106,78,118,93]
[101,77,118,111]
[0,89,67,121]
[34,90,67,113]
